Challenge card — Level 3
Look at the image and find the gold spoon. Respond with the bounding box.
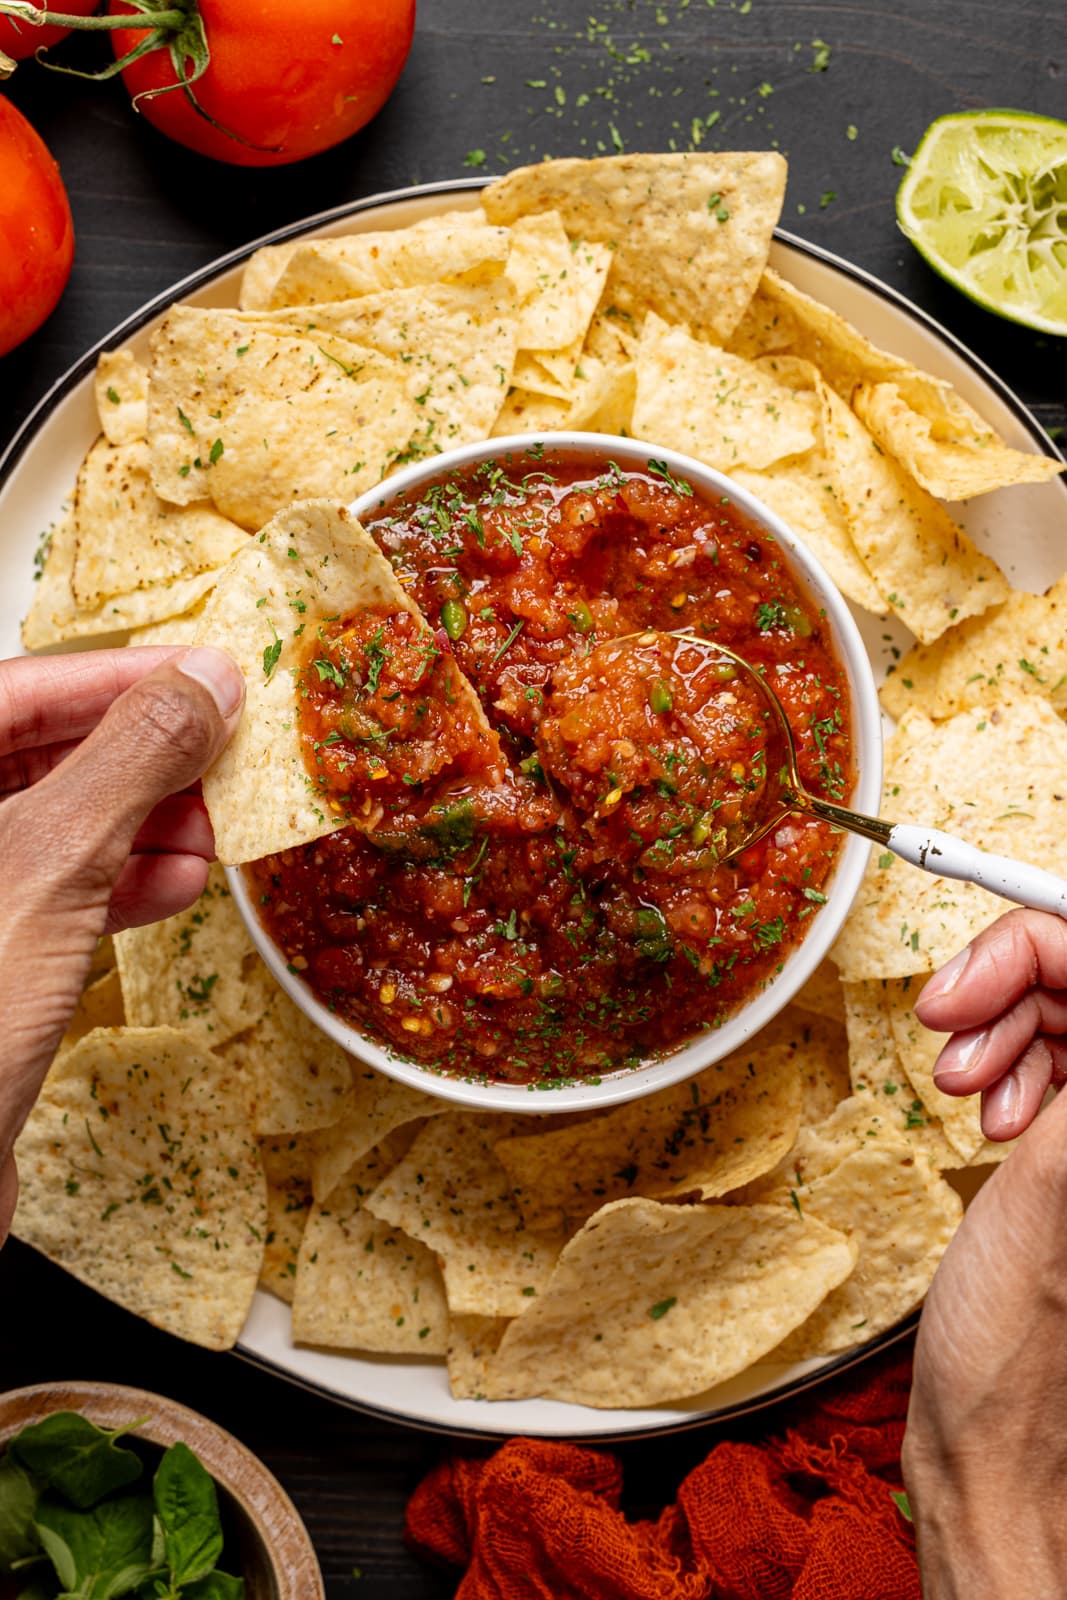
[652,632,891,858]
[652,631,1067,915]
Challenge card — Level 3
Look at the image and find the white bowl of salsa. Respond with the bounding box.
[227,432,882,1113]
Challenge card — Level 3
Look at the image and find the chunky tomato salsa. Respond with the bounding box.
[249,450,853,1087]
[297,606,503,829]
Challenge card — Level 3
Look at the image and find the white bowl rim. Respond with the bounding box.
[225,429,883,1113]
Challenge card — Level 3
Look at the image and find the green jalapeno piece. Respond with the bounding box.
[440,599,468,640]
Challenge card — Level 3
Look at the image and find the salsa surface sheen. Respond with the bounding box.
[250,451,853,1087]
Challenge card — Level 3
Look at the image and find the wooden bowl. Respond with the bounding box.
[0,1381,324,1600]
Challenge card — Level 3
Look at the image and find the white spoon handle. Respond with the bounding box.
[887,823,1067,920]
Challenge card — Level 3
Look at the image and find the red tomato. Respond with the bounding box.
[108,0,416,167]
[0,0,98,60]
[0,97,74,359]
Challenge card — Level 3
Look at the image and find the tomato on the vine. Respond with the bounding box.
[0,0,96,60]
[107,0,417,167]
[0,96,74,359]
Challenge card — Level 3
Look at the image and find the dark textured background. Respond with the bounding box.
[0,2,1064,1594]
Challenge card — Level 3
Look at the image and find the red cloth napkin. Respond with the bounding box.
[405,1346,919,1599]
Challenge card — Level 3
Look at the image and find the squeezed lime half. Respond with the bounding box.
[896,109,1067,336]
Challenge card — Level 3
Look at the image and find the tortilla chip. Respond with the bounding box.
[261,225,510,310]
[114,863,260,1045]
[879,636,950,721]
[732,267,1061,495]
[147,307,415,527]
[22,498,221,651]
[774,1144,961,1357]
[792,959,846,1026]
[259,1134,313,1303]
[833,697,1067,979]
[732,268,985,423]
[126,601,208,648]
[307,1066,448,1203]
[193,499,500,864]
[13,1026,265,1350]
[22,499,77,650]
[841,980,958,1168]
[240,216,503,310]
[59,969,125,1051]
[738,1094,907,1205]
[363,1113,568,1317]
[632,314,818,473]
[756,1007,851,1125]
[854,380,1063,501]
[71,440,248,609]
[819,382,1009,642]
[484,152,786,342]
[446,1314,511,1400]
[95,350,149,446]
[493,354,635,438]
[480,1197,855,1406]
[218,963,353,1136]
[262,279,519,465]
[87,935,116,985]
[730,444,886,614]
[292,1135,449,1354]
[887,575,1067,722]
[882,976,1013,1166]
[584,304,643,364]
[505,214,612,368]
[494,1040,803,1233]
[728,267,929,401]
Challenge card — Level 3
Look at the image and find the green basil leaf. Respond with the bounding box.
[34,1491,154,1598]
[152,1445,223,1589]
[182,1571,244,1600]
[0,1455,41,1571]
[11,1414,144,1510]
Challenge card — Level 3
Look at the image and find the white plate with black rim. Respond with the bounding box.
[2,178,1064,1441]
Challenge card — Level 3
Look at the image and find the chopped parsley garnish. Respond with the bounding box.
[646,459,694,496]
[313,658,346,688]
[263,625,282,680]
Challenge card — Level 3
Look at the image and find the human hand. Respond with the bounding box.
[914,908,1067,1142]
[0,646,244,1240]
[902,1081,1067,1598]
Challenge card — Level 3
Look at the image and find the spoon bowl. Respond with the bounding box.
[647,631,1067,919]
[649,632,895,858]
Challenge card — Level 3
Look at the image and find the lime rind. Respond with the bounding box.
[897,109,1067,336]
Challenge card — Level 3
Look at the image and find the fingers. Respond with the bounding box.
[980,1038,1057,1141]
[0,647,187,755]
[915,909,1067,1033]
[920,914,1067,1143]
[130,793,214,859]
[0,737,81,795]
[932,988,1067,1095]
[26,647,243,906]
[105,852,212,934]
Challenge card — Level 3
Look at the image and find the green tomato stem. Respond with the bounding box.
[0,3,187,27]
[0,0,278,152]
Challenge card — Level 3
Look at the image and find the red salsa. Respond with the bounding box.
[297,606,503,831]
[249,450,853,1087]
[536,630,776,872]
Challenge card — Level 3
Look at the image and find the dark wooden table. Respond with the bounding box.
[1,3,1064,1594]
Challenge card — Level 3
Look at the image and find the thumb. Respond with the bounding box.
[32,646,244,902]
